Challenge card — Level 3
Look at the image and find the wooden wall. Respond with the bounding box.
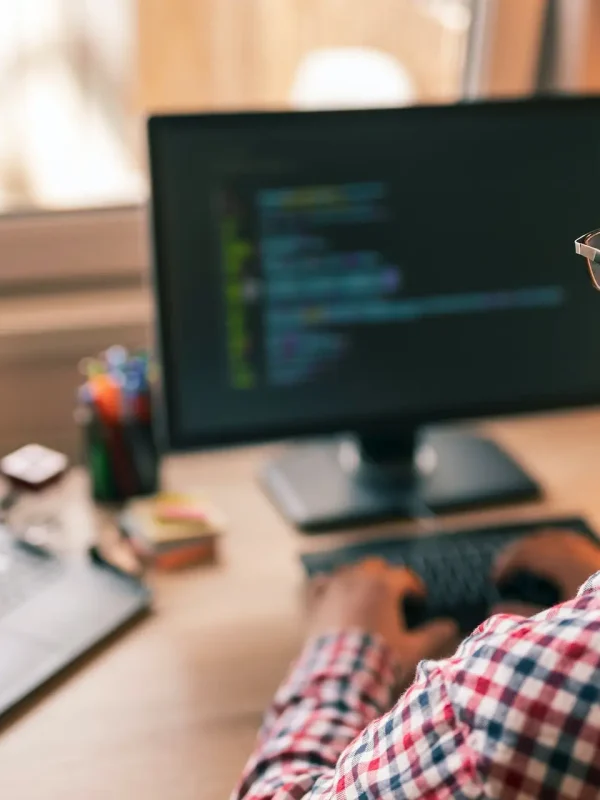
[571,0,600,93]
[136,0,466,112]
[475,0,547,97]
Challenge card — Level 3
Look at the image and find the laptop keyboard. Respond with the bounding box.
[0,533,63,619]
[301,516,598,633]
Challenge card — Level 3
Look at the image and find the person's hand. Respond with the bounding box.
[492,529,600,616]
[307,558,459,685]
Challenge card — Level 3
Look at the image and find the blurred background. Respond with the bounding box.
[2,0,600,457]
[2,0,599,212]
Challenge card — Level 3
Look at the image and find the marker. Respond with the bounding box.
[105,345,129,368]
[78,357,104,379]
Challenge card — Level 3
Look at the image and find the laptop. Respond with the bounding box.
[0,523,151,719]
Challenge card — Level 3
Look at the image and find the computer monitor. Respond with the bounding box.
[148,96,600,531]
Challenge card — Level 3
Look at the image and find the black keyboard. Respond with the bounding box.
[301,517,598,634]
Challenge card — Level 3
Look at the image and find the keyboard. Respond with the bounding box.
[301,516,598,634]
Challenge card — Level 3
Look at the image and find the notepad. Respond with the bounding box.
[122,493,224,569]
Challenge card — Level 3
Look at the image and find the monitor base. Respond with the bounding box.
[261,428,541,533]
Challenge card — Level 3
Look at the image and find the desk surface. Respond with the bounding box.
[1,410,600,800]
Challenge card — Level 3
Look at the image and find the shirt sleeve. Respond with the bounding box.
[577,569,600,596]
[232,629,482,800]
[232,631,398,800]
[233,571,600,800]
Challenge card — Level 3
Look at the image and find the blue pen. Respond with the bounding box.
[130,360,149,394]
[122,370,142,421]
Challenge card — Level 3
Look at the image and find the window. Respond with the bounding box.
[3,0,600,219]
[0,0,142,212]
[0,0,475,216]
[1,0,599,455]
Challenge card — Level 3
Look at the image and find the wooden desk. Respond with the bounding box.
[1,410,600,800]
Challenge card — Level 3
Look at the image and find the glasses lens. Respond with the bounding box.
[586,231,600,288]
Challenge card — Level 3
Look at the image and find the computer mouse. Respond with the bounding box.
[496,570,561,609]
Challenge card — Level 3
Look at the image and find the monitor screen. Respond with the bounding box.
[149,97,600,450]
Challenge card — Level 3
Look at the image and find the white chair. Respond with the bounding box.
[290,47,417,110]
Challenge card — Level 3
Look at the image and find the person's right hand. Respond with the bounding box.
[306,559,459,687]
[493,530,600,609]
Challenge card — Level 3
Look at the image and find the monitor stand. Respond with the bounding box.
[260,427,541,532]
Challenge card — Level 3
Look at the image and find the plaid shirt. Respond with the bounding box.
[233,572,600,799]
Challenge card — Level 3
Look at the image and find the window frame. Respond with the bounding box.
[0,204,148,292]
[463,0,548,98]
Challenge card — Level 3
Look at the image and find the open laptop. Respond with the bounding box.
[0,523,151,719]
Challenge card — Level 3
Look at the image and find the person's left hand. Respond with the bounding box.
[307,558,459,686]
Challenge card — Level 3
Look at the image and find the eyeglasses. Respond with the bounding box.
[575,229,600,290]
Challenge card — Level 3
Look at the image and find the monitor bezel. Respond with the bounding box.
[148,95,600,452]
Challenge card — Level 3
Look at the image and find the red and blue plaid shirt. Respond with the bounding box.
[234,572,600,799]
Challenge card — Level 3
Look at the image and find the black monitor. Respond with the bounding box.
[148,96,600,531]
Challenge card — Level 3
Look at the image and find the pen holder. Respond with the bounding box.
[80,407,160,504]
